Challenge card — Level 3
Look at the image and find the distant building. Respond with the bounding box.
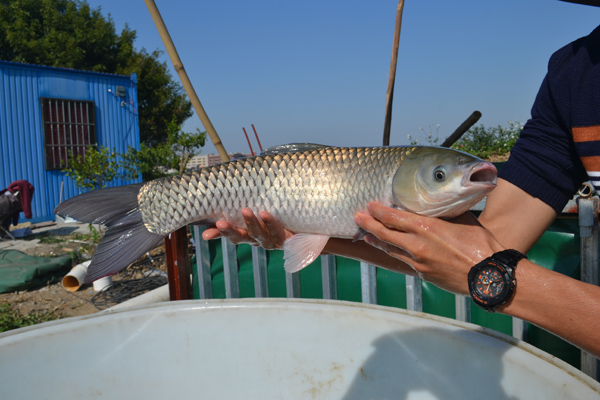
[187,152,251,170]
[0,60,140,222]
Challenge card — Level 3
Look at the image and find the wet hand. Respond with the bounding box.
[202,208,293,249]
[354,202,504,295]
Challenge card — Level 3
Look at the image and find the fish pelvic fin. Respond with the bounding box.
[283,234,330,273]
[54,184,165,283]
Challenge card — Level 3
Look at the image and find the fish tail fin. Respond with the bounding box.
[54,184,165,283]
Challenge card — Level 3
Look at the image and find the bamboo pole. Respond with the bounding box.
[382,0,405,146]
[144,0,230,163]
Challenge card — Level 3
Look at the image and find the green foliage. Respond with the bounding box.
[166,119,206,174]
[62,145,139,191]
[126,49,193,146]
[451,121,523,159]
[0,303,61,332]
[407,121,522,160]
[126,143,174,181]
[0,0,192,146]
[126,121,206,180]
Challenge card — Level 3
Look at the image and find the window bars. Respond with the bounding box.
[41,98,96,170]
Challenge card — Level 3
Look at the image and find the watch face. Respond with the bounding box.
[471,264,510,306]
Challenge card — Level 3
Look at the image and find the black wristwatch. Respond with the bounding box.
[468,249,527,313]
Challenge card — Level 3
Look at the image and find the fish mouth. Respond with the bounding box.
[464,161,498,188]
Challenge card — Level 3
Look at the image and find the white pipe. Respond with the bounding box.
[62,261,91,292]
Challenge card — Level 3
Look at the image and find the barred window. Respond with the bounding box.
[41,98,96,170]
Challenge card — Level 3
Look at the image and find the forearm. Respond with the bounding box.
[479,179,557,253]
[499,259,600,358]
[324,238,416,276]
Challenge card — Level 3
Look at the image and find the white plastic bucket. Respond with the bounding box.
[0,299,598,399]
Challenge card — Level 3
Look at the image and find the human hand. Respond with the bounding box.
[354,202,504,295]
[201,208,293,249]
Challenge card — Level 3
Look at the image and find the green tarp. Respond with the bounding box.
[0,250,72,293]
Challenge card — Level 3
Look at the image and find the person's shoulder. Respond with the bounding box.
[548,24,600,71]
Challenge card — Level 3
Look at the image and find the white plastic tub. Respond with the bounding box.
[0,299,598,399]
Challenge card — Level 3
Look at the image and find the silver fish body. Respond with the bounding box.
[55,146,497,282]
[140,147,408,238]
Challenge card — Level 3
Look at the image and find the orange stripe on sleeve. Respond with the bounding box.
[580,156,600,172]
[573,126,600,143]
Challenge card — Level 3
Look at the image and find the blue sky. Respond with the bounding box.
[86,0,600,155]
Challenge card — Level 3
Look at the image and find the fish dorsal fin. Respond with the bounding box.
[283,233,330,273]
[260,143,330,156]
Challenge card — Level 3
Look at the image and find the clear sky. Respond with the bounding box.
[86,0,600,155]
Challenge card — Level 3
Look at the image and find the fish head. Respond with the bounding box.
[392,147,497,218]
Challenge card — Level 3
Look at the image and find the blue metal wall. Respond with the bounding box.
[0,61,141,223]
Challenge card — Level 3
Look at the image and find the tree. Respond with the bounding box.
[166,119,206,174]
[125,48,193,146]
[451,121,523,160]
[63,146,139,191]
[126,121,207,181]
[0,0,192,145]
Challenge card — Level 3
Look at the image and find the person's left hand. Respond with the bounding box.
[354,202,505,295]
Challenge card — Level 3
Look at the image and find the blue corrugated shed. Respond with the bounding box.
[0,60,141,223]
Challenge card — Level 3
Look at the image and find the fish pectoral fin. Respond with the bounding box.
[283,234,330,273]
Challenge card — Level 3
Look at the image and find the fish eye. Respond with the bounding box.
[433,168,446,181]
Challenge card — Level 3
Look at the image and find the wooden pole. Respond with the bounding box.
[243,127,256,156]
[382,0,405,146]
[144,0,228,300]
[144,0,230,163]
[251,124,264,152]
[441,111,482,148]
[165,228,192,301]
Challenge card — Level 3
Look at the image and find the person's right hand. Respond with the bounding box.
[201,208,293,249]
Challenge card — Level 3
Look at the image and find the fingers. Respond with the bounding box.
[242,209,278,249]
[202,219,256,245]
[366,202,428,233]
[201,209,288,249]
[355,209,417,264]
[363,232,416,262]
[258,211,288,248]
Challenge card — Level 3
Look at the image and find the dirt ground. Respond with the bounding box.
[0,222,168,321]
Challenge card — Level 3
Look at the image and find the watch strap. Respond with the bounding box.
[491,249,527,271]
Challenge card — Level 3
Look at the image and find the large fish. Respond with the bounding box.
[55,145,497,282]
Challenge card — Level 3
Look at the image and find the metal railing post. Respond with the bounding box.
[577,192,600,381]
[320,255,338,300]
[192,226,213,299]
[222,238,240,298]
[406,276,422,312]
[360,262,377,304]
[252,247,269,297]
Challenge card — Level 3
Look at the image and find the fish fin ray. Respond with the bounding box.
[283,234,329,273]
[54,184,165,283]
[54,183,144,226]
[83,210,164,283]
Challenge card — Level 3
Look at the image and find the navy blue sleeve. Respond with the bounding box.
[499,46,588,214]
